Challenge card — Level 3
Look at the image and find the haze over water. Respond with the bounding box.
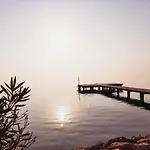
[0,0,150,149]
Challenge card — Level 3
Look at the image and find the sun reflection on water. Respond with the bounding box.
[56,106,71,127]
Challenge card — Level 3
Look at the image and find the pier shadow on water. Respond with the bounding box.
[79,90,150,111]
[103,93,150,111]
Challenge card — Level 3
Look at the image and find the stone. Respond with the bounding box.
[89,142,104,150]
[105,137,135,147]
[138,142,149,146]
[146,135,150,138]
[73,146,89,150]
[134,143,150,150]
[108,142,136,150]
[131,135,145,142]
[138,138,150,144]
[73,135,150,150]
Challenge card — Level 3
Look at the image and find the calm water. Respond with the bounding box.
[27,89,150,150]
[1,1,150,149]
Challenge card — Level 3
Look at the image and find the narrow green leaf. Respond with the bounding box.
[6,116,15,118]
[12,123,19,125]
[18,144,26,147]
[14,82,25,91]
[9,130,19,133]
[22,137,32,141]
[16,104,26,107]
[19,98,29,102]
[0,90,3,94]
[4,82,11,90]
[1,85,10,96]
[23,95,30,99]
[10,77,13,90]
[22,133,30,137]
[18,124,20,131]
[14,76,16,88]
[24,89,31,95]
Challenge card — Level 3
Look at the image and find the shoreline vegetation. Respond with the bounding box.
[74,135,150,150]
[0,77,35,150]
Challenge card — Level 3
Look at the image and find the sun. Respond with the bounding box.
[44,28,72,51]
[53,31,71,48]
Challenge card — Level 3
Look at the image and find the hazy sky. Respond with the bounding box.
[0,0,150,90]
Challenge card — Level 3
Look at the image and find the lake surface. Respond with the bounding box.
[27,89,150,150]
[1,1,150,149]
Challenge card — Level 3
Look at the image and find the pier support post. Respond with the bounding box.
[117,89,120,97]
[90,87,93,91]
[127,91,130,100]
[112,88,115,92]
[78,85,81,93]
[83,87,85,92]
[140,93,144,103]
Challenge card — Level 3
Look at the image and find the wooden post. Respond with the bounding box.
[90,87,93,91]
[78,85,81,93]
[82,87,85,92]
[140,92,144,103]
[127,91,130,100]
[117,89,120,97]
[110,88,113,92]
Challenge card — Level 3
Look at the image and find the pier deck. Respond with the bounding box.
[78,83,150,103]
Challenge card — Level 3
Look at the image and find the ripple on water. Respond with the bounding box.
[28,94,150,150]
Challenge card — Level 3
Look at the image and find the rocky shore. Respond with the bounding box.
[74,135,150,150]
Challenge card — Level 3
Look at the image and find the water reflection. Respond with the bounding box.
[56,106,71,127]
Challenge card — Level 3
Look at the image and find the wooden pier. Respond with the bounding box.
[78,83,150,103]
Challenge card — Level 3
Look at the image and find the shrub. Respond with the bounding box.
[0,77,36,150]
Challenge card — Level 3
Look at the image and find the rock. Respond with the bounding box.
[138,142,149,146]
[134,143,150,150]
[131,135,145,142]
[73,135,150,150]
[73,146,89,150]
[108,142,136,150]
[89,142,104,150]
[137,138,150,144]
[146,135,150,138]
[104,137,135,147]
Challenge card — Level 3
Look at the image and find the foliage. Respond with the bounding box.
[0,77,36,150]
